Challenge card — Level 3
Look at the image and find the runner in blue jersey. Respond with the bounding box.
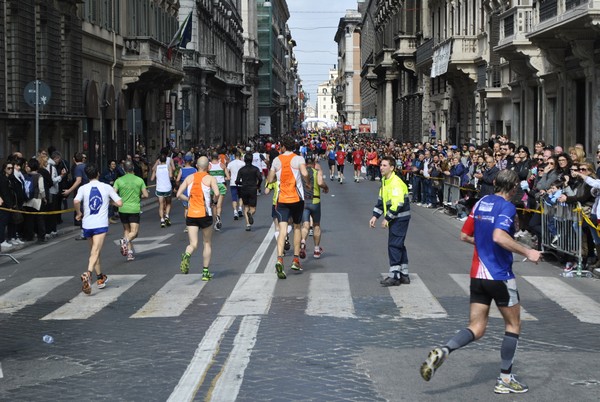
[420,170,541,394]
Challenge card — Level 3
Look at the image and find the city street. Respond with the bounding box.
[1,166,600,401]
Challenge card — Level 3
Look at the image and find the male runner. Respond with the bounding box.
[227,151,245,220]
[300,157,329,259]
[177,156,220,281]
[74,164,122,294]
[420,169,541,394]
[266,136,309,278]
[114,161,148,261]
[236,153,262,231]
[209,152,230,231]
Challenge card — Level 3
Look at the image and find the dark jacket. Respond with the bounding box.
[235,164,262,190]
[479,166,500,197]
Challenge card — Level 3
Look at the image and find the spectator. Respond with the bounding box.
[22,158,47,242]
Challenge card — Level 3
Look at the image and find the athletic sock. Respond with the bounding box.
[500,332,519,378]
[445,328,475,353]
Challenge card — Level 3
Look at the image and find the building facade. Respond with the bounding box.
[334,9,362,130]
[317,68,339,126]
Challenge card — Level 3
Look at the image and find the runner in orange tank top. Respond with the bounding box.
[176,156,220,281]
[266,136,309,279]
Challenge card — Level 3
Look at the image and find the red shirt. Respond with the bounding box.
[335,151,346,165]
[352,150,363,166]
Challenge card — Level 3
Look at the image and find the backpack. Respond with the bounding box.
[23,173,40,201]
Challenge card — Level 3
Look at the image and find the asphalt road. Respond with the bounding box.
[1,166,600,401]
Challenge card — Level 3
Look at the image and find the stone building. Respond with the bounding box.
[317,69,339,126]
[334,9,362,130]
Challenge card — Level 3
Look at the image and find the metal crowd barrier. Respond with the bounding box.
[442,176,461,207]
[541,202,586,272]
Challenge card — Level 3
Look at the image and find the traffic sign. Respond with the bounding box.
[23,80,52,108]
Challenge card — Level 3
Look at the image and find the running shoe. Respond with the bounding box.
[238,210,243,218]
[275,257,286,279]
[234,213,239,221]
[127,252,135,261]
[119,238,128,256]
[400,275,411,284]
[246,225,251,231]
[291,257,302,271]
[165,216,172,226]
[247,211,254,225]
[215,216,222,231]
[161,221,166,228]
[494,375,529,394]
[299,242,306,259]
[313,247,323,259]
[420,347,448,382]
[308,227,314,237]
[81,271,92,295]
[97,274,109,289]
[380,276,402,287]
[180,252,191,274]
[284,236,291,251]
[202,268,213,281]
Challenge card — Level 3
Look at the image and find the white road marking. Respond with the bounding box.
[523,276,600,324]
[113,234,175,253]
[0,277,72,314]
[245,224,274,273]
[306,273,356,318]
[450,274,537,321]
[387,273,448,319]
[0,361,3,378]
[167,316,235,402]
[209,316,261,401]
[131,275,205,318]
[219,274,277,316]
[262,246,278,274]
[0,279,5,283]
[41,275,145,320]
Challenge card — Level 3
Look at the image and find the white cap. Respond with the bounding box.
[246,146,251,152]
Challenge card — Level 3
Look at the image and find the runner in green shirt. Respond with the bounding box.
[114,161,148,261]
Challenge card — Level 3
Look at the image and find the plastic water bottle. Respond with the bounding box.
[42,335,54,344]
[560,271,574,278]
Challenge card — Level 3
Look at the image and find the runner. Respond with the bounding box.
[150,154,173,228]
[114,161,148,261]
[176,156,220,281]
[236,153,262,231]
[335,145,346,184]
[352,146,364,183]
[209,152,230,231]
[227,150,245,220]
[266,136,309,278]
[327,145,336,180]
[300,157,329,259]
[419,169,541,394]
[176,154,197,231]
[74,164,123,294]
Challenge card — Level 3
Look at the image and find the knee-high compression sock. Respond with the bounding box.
[500,332,519,380]
[445,328,475,353]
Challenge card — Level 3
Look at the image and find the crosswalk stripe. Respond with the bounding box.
[306,273,356,318]
[41,275,145,320]
[0,277,72,314]
[210,316,261,401]
[167,316,236,402]
[219,273,277,316]
[386,273,448,319]
[449,274,537,321]
[523,276,600,324]
[131,275,205,318]
[246,224,275,274]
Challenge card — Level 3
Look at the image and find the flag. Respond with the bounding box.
[167,11,192,60]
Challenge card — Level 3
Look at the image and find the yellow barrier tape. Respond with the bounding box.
[0,206,75,215]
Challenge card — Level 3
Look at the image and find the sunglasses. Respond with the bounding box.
[579,168,588,171]
[5,167,13,170]
[537,158,544,161]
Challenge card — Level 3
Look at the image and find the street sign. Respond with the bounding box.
[23,80,51,108]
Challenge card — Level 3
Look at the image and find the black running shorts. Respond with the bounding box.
[186,216,213,229]
[119,212,140,225]
[470,277,520,307]
[275,201,304,225]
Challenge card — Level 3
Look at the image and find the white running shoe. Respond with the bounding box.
[1,241,13,249]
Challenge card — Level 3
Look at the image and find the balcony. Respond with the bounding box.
[392,35,417,60]
[497,5,534,48]
[415,38,434,67]
[122,37,184,89]
[528,0,600,41]
[181,50,218,75]
[449,36,478,64]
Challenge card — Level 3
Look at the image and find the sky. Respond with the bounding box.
[287,0,360,107]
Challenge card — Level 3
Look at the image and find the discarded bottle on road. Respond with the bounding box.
[560,271,574,277]
[42,335,54,344]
